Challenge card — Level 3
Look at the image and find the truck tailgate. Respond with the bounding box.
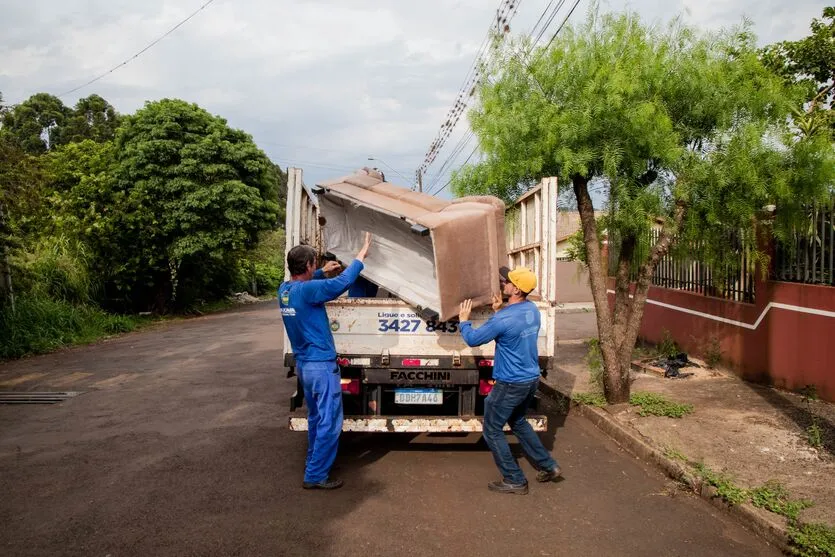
[324,298,556,358]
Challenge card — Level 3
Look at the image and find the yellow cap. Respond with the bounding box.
[508,267,537,294]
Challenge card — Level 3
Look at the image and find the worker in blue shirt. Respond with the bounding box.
[458,266,561,494]
[279,232,372,489]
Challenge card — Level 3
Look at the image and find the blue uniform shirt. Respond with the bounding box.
[459,300,541,383]
[279,259,364,362]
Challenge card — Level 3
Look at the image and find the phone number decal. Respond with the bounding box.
[377,319,459,333]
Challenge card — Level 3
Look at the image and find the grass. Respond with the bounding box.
[806,424,824,449]
[0,292,274,361]
[629,391,694,418]
[572,392,607,407]
[0,297,143,360]
[799,386,825,450]
[688,467,830,556]
[657,329,679,357]
[750,481,814,521]
[663,446,688,463]
[585,338,604,392]
[694,463,749,506]
[788,522,835,557]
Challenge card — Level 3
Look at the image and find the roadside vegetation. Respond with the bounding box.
[1,94,286,359]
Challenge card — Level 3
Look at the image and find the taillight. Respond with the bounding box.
[337,357,350,366]
[479,379,496,396]
[478,359,494,367]
[340,378,360,395]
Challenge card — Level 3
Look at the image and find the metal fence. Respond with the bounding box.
[772,197,835,287]
[608,229,756,303]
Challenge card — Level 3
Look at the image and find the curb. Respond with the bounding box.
[553,306,596,314]
[537,381,792,554]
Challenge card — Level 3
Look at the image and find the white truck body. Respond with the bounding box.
[283,168,560,432]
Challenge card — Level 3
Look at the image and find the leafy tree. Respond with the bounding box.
[0,93,71,154]
[41,140,122,295]
[110,99,279,310]
[270,162,289,226]
[452,10,835,402]
[761,7,835,138]
[62,94,121,144]
[0,123,46,307]
[0,93,120,153]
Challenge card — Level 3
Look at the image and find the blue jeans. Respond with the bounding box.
[482,379,557,485]
[297,360,343,483]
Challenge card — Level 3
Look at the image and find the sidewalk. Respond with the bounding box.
[543,313,835,554]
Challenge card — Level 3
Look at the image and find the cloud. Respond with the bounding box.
[0,0,826,193]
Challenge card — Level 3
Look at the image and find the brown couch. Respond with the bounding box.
[315,168,507,321]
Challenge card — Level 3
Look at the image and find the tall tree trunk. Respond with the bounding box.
[621,202,687,363]
[572,175,627,402]
[0,201,14,312]
[576,175,688,404]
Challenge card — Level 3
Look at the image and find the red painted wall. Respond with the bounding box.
[607,278,835,401]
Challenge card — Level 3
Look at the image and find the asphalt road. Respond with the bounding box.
[0,302,782,556]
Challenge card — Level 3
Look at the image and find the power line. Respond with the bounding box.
[417,0,522,176]
[529,0,558,39]
[542,0,583,51]
[418,0,565,187]
[427,0,564,191]
[427,0,581,197]
[56,0,218,98]
[531,0,566,46]
[427,145,478,197]
[428,130,474,191]
[427,138,479,196]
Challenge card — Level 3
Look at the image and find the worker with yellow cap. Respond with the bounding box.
[458,266,561,495]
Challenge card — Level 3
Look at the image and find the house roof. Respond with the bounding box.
[556,210,607,242]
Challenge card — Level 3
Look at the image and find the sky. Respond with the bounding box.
[0,0,827,200]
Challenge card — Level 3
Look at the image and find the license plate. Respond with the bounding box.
[394,388,443,405]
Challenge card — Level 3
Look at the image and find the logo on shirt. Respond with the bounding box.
[279,289,295,317]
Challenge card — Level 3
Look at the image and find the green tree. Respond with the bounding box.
[0,93,120,153]
[270,162,289,225]
[761,7,835,138]
[0,110,46,308]
[452,10,835,402]
[41,140,122,293]
[62,94,121,144]
[0,93,71,154]
[111,99,279,310]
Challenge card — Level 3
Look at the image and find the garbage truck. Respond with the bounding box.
[282,167,560,433]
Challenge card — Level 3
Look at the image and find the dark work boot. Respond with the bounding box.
[303,478,344,490]
[488,479,529,495]
[536,466,563,483]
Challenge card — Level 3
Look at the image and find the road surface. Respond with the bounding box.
[0,303,781,556]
